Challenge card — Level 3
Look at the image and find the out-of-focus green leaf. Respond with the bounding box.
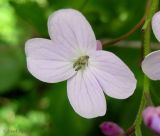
[12,115,32,129]
[10,1,48,36]
[0,45,23,93]
[27,111,48,125]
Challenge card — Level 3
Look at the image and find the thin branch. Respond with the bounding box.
[124,125,135,136]
[120,126,135,136]
[100,40,160,50]
[102,16,145,47]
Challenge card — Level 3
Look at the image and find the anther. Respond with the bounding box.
[73,56,89,71]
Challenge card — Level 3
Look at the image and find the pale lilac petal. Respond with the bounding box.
[96,40,103,50]
[142,106,156,126]
[152,11,160,42]
[25,38,76,83]
[143,106,160,134]
[89,51,137,99]
[142,51,160,80]
[67,68,106,118]
[151,115,160,133]
[48,9,97,54]
[156,106,160,114]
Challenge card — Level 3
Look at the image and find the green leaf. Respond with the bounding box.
[10,1,48,36]
[0,45,23,93]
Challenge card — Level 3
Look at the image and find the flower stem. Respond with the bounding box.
[135,78,149,136]
[123,125,135,136]
[102,17,145,47]
[134,0,159,135]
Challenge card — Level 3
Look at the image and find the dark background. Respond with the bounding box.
[0,0,159,135]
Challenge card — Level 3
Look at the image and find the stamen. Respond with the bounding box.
[73,56,89,71]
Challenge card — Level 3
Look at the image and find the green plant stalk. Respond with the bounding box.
[135,77,149,136]
[134,0,159,135]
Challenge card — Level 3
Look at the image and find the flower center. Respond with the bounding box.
[73,55,89,71]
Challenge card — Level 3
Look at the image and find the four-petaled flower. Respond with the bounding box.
[142,11,160,80]
[25,9,137,118]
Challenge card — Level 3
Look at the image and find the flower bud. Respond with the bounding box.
[100,121,124,136]
[143,106,160,134]
[96,40,103,50]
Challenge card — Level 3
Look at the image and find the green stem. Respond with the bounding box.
[134,77,148,136]
[134,0,159,135]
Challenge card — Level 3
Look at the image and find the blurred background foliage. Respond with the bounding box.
[0,0,159,135]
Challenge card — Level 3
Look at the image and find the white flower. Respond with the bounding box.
[25,9,137,118]
[142,11,160,80]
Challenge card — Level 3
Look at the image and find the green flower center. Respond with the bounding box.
[73,55,89,71]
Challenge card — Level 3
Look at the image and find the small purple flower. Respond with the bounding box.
[100,122,124,136]
[143,106,160,134]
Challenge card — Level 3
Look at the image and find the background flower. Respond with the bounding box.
[143,106,160,134]
[142,11,160,80]
[100,121,124,136]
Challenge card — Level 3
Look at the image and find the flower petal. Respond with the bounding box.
[67,68,106,118]
[142,106,156,126]
[142,51,160,80]
[152,11,160,42]
[89,51,137,99]
[151,115,160,133]
[48,9,97,54]
[25,38,76,83]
